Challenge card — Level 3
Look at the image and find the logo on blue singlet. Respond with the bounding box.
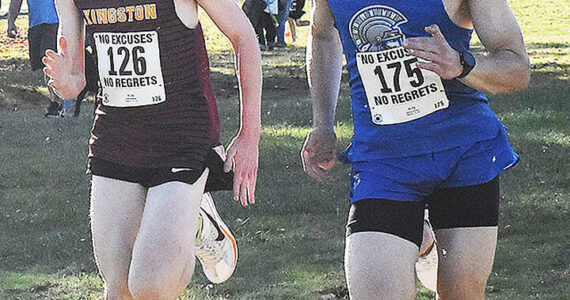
[349,6,408,52]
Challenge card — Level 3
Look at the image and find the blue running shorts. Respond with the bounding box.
[349,132,519,203]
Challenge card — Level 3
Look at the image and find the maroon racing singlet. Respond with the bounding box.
[74,0,221,170]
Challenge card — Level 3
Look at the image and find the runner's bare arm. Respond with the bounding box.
[42,0,86,99]
[6,0,23,37]
[197,0,262,206]
[462,0,530,93]
[307,0,343,130]
[404,0,530,94]
[301,0,343,181]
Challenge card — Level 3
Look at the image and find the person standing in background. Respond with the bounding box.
[274,0,292,47]
[260,0,278,50]
[286,0,308,43]
[243,0,277,51]
[7,0,74,117]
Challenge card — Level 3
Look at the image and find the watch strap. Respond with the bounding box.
[457,50,475,79]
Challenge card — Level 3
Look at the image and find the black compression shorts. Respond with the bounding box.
[346,176,500,248]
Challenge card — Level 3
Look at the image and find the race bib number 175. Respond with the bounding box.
[356,47,449,125]
[94,31,166,107]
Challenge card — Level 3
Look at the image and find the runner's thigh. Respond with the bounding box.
[435,227,497,299]
[345,232,418,300]
[90,175,146,290]
[128,170,208,297]
[429,177,500,298]
[345,199,423,299]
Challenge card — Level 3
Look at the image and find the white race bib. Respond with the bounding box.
[94,31,166,107]
[356,47,449,125]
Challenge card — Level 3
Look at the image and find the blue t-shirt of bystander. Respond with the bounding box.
[28,0,59,28]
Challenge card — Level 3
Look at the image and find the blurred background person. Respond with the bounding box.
[243,0,277,51]
[7,0,74,117]
[274,0,292,47]
[286,0,308,43]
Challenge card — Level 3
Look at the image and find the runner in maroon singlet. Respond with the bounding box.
[42,0,261,298]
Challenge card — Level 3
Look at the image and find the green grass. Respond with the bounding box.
[1,1,569,299]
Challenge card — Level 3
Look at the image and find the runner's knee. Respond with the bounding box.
[128,255,196,300]
[104,285,133,300]
[437,271,488,300]
[128,274,184,300]
[437,256,491,299]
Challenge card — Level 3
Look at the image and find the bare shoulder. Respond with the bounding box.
[173,0,199,29]
[55,0,79,8]
[443,0,520,31]
[55,0,82,19]
[312,0,328,6]
[174,0,198,10]
[313,0,334,15]
[442,0,473,29]
[466,0,518,25]
[55,0,76,10]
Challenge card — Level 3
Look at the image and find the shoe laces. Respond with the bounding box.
[196,236,222,263]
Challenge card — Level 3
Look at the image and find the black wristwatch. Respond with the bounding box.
[457,50,476,78]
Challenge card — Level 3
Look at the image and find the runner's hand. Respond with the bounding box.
[224,132,259,207]
[301,127,338,182]
[42,36,86,99]
[7,22,18,38]
[403,24,463,79]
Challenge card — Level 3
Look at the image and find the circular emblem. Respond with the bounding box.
[349,5,408,52]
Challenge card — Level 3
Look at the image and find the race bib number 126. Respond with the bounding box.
[356,47,449,125]
[94,31,166,107]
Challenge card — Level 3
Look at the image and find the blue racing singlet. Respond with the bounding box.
[27,0,59,27]
[328,0,508,162]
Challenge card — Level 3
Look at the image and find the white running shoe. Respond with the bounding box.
[416,210,438,292]
[195,192,238,284]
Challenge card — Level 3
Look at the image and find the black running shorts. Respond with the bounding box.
[89,148,233,191]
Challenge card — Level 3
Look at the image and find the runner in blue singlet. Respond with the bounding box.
[302,0,530,298]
